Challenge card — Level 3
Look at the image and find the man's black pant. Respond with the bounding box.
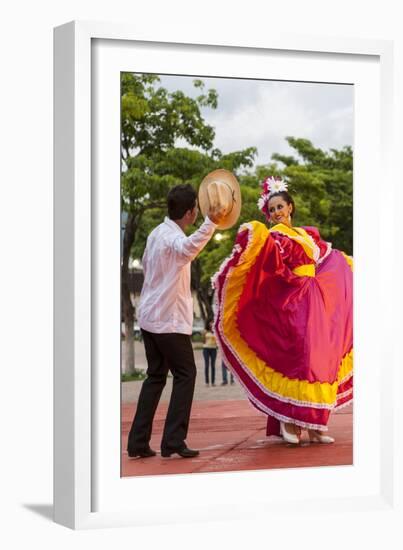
[127,329,197,454]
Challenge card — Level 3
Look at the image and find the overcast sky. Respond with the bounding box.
[158,74,353,169]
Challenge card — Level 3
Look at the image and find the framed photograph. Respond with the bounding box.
[120,72,355,477]
[54,21,398,530]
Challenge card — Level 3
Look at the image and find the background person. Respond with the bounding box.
[202,321,218,386]
[221,360,234,385]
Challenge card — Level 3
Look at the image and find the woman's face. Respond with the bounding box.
[268,196,293,226]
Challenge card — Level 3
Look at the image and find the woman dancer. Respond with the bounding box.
[213,176,353,444]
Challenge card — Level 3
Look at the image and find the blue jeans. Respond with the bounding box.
[203,348,217,384]
[221,361,234,384]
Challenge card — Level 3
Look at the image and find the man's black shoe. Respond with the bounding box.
[127,447,157,458]
[161,446,200,458]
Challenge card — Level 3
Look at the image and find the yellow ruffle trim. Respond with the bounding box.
[337,350,353,383]
[270,223,319,261]
[221,220,353,406]
[341,251,354,271]
[292,264,315,277]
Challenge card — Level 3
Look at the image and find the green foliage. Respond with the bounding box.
[121,74,219,223]
[121,370,146,382]
[272,137,353,253]
[121,73,353,326]
[121,73,217,163]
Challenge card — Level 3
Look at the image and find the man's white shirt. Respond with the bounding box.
[137,216,217,334]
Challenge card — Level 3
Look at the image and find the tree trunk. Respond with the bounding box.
[123,317,135,375]
[121,212,137,374]
[191,260,214,323]
[198,285,214,322]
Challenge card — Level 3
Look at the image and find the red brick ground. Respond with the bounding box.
[121,400,353,477]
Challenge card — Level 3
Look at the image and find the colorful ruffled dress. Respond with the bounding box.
[213,221,353,434]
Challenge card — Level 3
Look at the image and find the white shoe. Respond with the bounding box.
[280,422,300,444]
[308,429,335,444]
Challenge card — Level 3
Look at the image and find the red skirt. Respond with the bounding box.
[212,221,353,434]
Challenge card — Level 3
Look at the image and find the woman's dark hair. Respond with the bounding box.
[205,319,213,330]
[167,184,197,220]
[268,191,296,219]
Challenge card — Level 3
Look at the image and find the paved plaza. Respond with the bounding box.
[121,341,353,477]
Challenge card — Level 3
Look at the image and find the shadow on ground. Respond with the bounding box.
[23,504,53,522]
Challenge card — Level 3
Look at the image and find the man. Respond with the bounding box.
[127,183,226,459]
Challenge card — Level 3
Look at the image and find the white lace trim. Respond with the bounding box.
[338,370,353,386]
[336,387,353,401]
[233,365,330,431]
[317,241,333,265]
[236,222,254,263]
[211,243,241,289]
[298,229,321,262]
[211,222,254,290]
[334,396,353,411]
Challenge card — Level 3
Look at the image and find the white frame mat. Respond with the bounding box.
[54,20,400,530]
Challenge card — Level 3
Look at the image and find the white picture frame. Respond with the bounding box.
[54,20,400,531]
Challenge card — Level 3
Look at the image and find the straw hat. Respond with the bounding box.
[198,169,241,229]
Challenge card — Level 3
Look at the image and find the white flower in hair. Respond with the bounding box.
[267,176,288,195]
[257,196,267,211]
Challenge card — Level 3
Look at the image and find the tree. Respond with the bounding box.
[272,137,353,253]
[121,74,219,373]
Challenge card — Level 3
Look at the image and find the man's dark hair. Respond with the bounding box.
[167,184,197,220]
